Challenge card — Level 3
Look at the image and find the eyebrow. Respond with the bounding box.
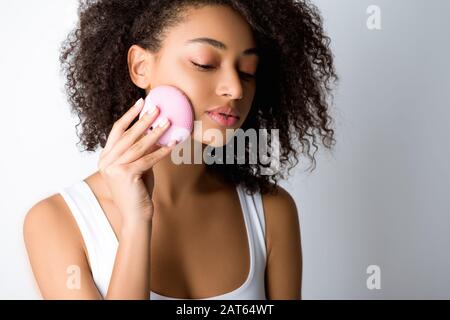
[185,37,259,56]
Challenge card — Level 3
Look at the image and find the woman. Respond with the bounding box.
[24,0,337,300]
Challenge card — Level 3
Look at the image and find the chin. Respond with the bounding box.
[191,116,240,148]
[203,140,228,148]
[194,131,233,148]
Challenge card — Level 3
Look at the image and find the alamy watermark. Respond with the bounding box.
[367,5,382,30]
[170,121,281,176]
[366,264,381,290]
[66,265,81,290]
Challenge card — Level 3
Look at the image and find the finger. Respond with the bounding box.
[102,108,161,168]
[115,118,172,165]
[129,141,178,175]
[103,98,145,153]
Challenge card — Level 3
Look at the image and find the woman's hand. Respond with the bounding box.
[98,98,176,228]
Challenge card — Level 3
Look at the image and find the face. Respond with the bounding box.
[128,5,259,147]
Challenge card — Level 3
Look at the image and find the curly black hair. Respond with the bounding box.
[59,0,338,196]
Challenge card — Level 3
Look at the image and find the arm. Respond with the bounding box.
[262,186,303,300]
[105,219,152,299]
[23,196,152,300]
[23,197,103,299]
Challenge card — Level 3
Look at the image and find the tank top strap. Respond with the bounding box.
[236,185,267,262]
[58,180,118,297]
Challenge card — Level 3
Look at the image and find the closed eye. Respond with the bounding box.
[192,62,214,70]
[191,62,255,82]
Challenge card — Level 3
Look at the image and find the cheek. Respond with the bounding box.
[173,63,212,113]
[239,92,256,121]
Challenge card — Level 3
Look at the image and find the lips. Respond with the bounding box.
[206,105,240,119]
[206,111,240,127]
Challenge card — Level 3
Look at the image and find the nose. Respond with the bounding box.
[216,69,244,100]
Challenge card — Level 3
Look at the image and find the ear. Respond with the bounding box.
[127,44,156,90]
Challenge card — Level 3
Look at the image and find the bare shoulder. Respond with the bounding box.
[262,186,299,245]
[23,194,100,299]
[23,194,84,251]
[261,185,302,299]
[261,185,298,215]
[23,193,88,271]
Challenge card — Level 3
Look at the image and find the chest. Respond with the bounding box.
[97,189,252,299]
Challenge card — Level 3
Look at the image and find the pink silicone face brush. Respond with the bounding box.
[139,85,194,147]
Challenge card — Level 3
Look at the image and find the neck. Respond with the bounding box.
[144,137,218,207]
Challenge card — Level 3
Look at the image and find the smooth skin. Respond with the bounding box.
[23,4,302,300]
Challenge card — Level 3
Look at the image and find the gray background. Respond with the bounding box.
[0,0,448,299]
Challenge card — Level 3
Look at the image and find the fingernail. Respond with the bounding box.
[135,98,144,108]
[149,106,159,116]
[167,140,178,147]
[158,117,170,128]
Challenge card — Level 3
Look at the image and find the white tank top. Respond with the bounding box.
[58,180,267,300]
